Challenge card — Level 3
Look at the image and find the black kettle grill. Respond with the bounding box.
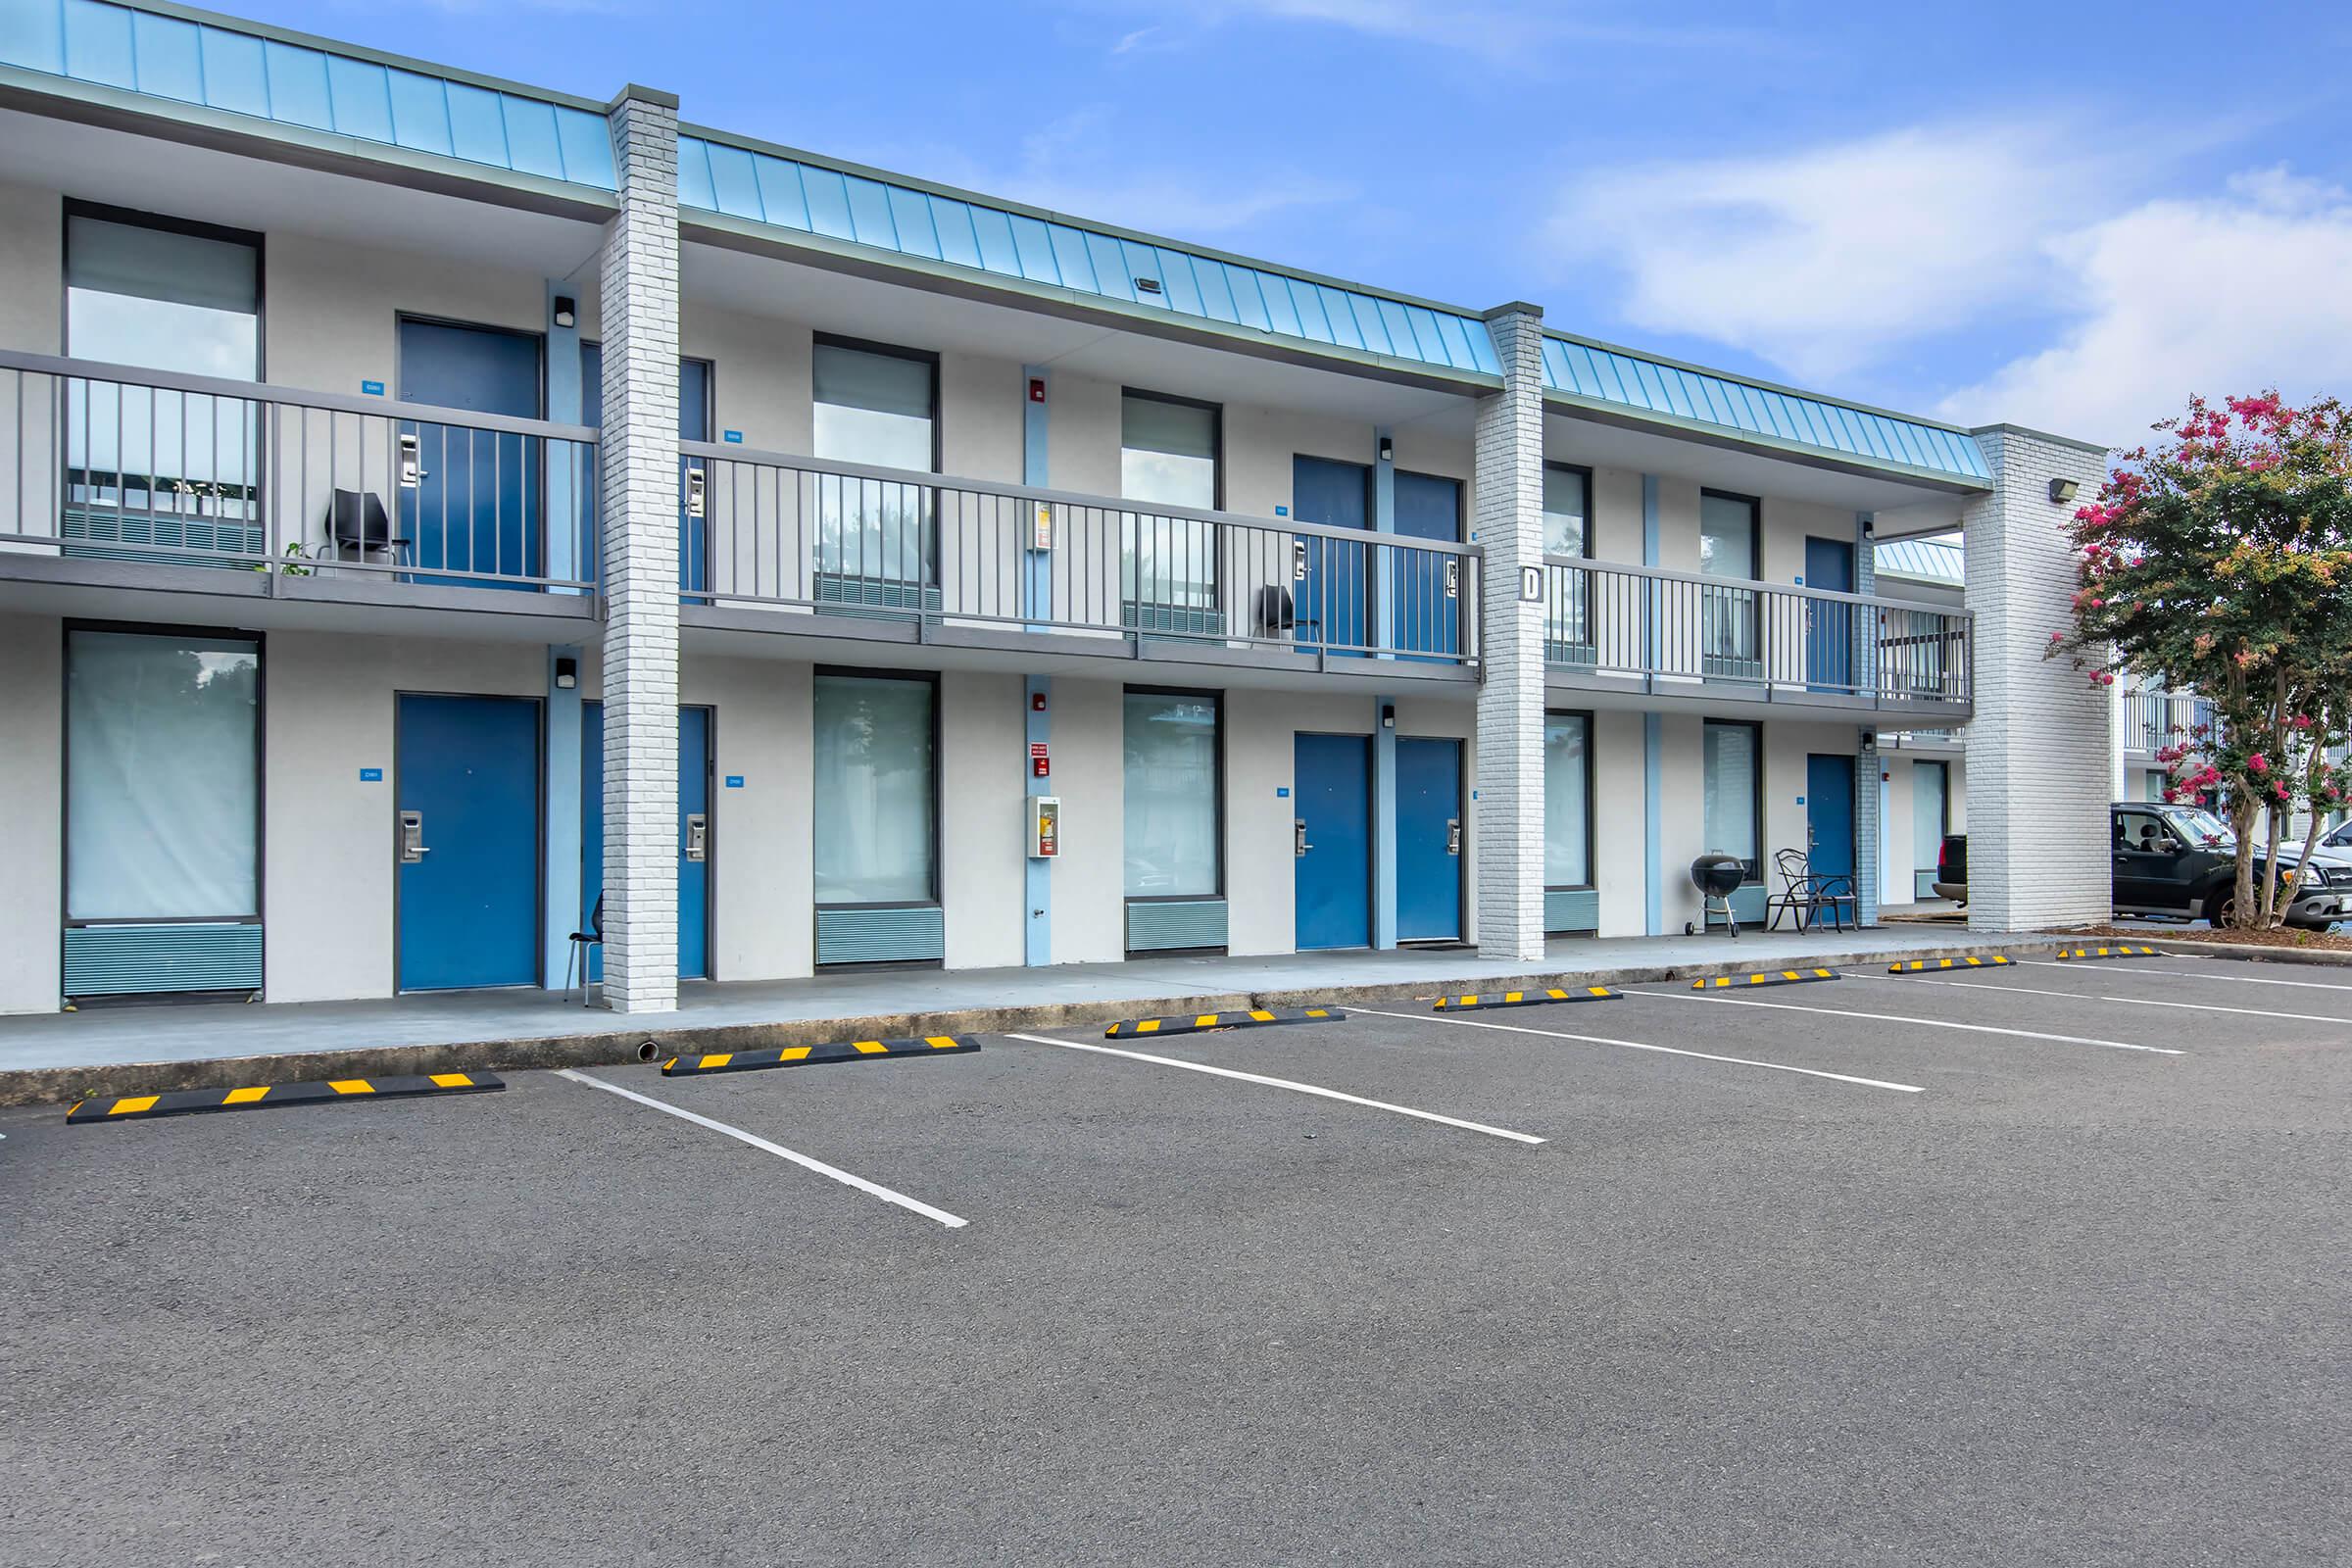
[1689,854,1746,938]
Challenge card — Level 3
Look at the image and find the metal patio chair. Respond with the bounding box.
[564,895,605,1005]
[1766,848,1858,933]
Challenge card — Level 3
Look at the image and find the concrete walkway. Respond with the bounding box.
[4,923,2059,1104]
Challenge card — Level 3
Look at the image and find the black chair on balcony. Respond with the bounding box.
[1766,848,1858,933]
[1252,584,1322,647]
[325,488,411,574]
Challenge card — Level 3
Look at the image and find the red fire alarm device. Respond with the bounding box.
[1028,377,1047,403]
[1031,691,1048,712]
[1030,741,1051,778]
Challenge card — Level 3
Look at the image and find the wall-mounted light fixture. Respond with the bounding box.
[1380,703,1396,729]
[554,656,578,690]
[2048,477,2081,505]
[552,295,577,329]
[1861,516,1876,538]
[1377,436,1394,464]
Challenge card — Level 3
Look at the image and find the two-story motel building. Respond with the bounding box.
[0,0,2117,1015]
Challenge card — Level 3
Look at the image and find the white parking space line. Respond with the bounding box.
[2020,958,2352,994]
[1856,971,2352,1026]
[1630,988,2182,1054]
[1002,1033,1545,1144]
[555,1069,969,1229]
[1348,1006,1923,1094]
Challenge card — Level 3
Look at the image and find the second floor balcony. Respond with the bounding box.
[1541,556,1973,717]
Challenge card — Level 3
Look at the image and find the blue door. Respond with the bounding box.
[397,694,540,991]
[581,704,710,979]
[398,319,543,588]
[1292,457,1369,656]
[1393,471,1462,662]
[1295,733,1372,950]
[1396,736,1463,941]
[1807,753,1857,883]
[1804,536,1854,694]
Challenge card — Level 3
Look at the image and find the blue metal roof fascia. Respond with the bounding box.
[0,0,618,191]
[675,129,1503,382]
[1540,332,1993,487]
[1873,537,1965,587]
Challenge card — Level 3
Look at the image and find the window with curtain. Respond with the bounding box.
[811,674,935,905]
[1544,712,1592,889]
[1543,714,1599,888]
[1698,490,1759,669]
[1702,719,1761,879]
[1121,391,1219,615]
[1542,465,1590,558]
[64,208,262,543]
[1912,760,1948,877]
[812,341,935,585]
[1124,690,1220,898]
[66,628,261,921]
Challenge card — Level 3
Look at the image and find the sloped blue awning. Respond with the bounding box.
[0,0,617,191]
[1543,335,1990,485]
[676,132,1500,380]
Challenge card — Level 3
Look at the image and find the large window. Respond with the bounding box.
[1544,711,1592,889]
[1542,464,1591,559]
[1698,489,1760,672]
[1123,689,1221,899]
[66,627,261,921]
[812,338,936,587]
[811,673,936,905]
[1121,390,1220,624]
[1702,719,1762,881]
[1913,760,1949,889]
[64,205,263,556]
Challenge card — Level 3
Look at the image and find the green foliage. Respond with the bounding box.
[2050,393,2352,926]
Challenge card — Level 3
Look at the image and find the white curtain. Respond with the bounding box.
[1123,692,1219,897]
[66,630,260,919]
[1703,721,1759,869]
[1544,714,1590,887]
[812,675,935,904]
[1913,760,1947,873]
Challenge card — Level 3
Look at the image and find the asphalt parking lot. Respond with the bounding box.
[4,954,2348,1567]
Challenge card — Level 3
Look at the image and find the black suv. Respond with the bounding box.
[1935,803,2352,930]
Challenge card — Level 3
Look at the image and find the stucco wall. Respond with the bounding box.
[0,612,63,1013]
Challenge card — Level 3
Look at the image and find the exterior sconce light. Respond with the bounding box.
[1381,703,1396,729]
[2048,477,2080,505]
[554,656,578,690]
[1377,436,1394,464]
[553,295,577,328]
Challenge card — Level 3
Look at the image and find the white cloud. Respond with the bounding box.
[1936,170,2352,445]
[1080,1,1769,62]
[873,108,1353,239]
[1545,119,2128,383]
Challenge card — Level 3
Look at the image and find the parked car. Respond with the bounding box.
[1935,802,2352,930]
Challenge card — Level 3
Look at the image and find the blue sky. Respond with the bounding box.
[262,0,2352,444]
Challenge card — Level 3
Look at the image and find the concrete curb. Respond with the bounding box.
[2113,938,2352,968]
[0,932,2084,1109]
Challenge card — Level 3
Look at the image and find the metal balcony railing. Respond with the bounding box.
[1541,556,1972,706]
[677,441,1484,666]
[2122,687,2212,756]
[0,350,599,593]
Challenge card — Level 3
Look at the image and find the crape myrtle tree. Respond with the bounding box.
[2050,392,2352,929]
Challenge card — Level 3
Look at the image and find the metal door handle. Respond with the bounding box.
[1446,817,1461,856]
[399,432,422,488]
[1295,818,1311,857]
[399,809,428,863]
[685,811,708,862]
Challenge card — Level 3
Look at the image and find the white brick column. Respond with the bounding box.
[1473,304,1546,961]
[596,84,683,1012]
[1962,424,2112,932]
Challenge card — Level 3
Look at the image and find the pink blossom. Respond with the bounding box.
[2294,714,2313,730]
[2249,755,2269,773]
